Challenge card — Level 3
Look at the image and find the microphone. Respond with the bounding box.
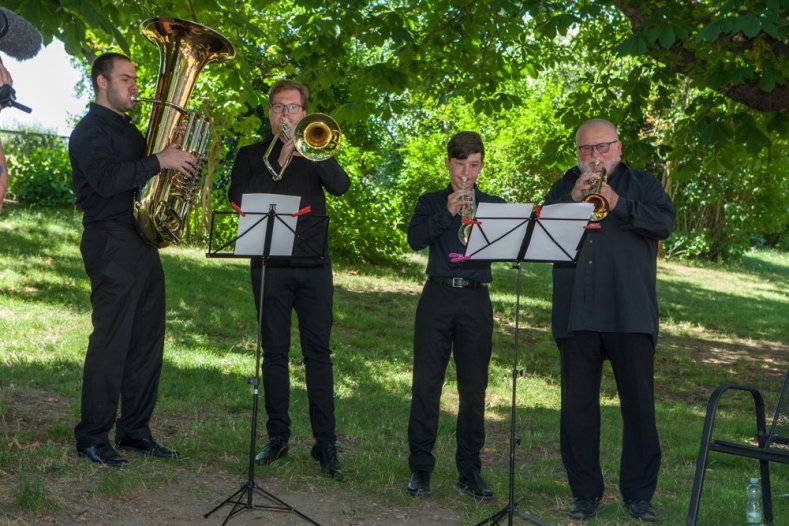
[0,8,43,61]
[0,84,31,113]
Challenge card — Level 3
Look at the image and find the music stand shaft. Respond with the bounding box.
[475,264,550,526]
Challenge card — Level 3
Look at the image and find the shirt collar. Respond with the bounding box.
[89,102,134,129]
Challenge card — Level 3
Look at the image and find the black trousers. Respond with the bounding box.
[558,332,661,502]
[74,223,165,448]
[407,280,493,475]
[251,262,336,445]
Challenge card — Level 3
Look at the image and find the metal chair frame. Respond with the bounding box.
[687,367,789,526]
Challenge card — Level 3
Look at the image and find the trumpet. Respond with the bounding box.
[582,160,609,221]
[264,113,341,181]
[458,175,475,245]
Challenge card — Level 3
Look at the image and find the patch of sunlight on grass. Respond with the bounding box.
[660,260,786,302]
[179,354,258,377]
[491,290,552,310]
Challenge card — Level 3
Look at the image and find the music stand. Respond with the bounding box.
[457,202,594,526]
[203,193,328,526]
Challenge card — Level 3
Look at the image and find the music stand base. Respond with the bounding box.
[475,502,551,526]
[204,480,321,526]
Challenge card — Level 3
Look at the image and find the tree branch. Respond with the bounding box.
[614,1,789,111]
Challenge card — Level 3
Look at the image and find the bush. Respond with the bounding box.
[4,131,74,207]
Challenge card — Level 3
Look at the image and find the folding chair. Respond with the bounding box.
[687,367,789,525]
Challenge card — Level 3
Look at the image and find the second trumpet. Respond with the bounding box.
[458,175,475,245]
[583,161,609,221]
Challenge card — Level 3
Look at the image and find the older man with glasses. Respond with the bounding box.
[228,79,350,480]
[544,118,675,522]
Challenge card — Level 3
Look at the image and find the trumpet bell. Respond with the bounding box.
[582,163,609,222]
[583,193,610,221]
[294,113,341,161]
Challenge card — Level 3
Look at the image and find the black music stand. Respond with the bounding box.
[456,202,594,526]
[203,196,328,526]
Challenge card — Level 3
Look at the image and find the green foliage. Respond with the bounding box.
[662,106,789,260]
[4,0,788,261]
[3,132,74,208]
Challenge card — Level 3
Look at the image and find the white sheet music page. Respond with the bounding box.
[466,202,534,260]
[524,202,594,261]
[234,193,301,256]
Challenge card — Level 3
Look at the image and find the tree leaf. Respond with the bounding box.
[658,24,676,49]
[759,70,778,92]
[741,15,762,38]
[696,20,722,42]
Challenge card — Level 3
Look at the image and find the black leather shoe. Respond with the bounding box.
[625,499,657,522]
[406,470,431,497]
[115,437,178,459]
[76,443,128,468]
[311,442,343,481]
[569,497,600,520]
[457,470,494,500]
[255,437,288,465]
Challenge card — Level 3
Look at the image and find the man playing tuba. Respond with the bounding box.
[70,52,197,467]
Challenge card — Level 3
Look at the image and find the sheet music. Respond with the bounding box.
[466,202,533,260]
[234,193,301,256]
[524,202,594,261]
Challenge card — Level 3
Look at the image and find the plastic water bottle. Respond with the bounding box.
[746,477,764,525]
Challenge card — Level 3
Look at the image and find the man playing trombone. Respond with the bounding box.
[228,79,350,480]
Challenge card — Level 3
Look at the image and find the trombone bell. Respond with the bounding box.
[294,113,341,161]
[264,113,342,180]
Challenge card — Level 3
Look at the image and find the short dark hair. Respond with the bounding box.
[447,131,484,161]
[267,79,309,111]
[91,52,132,92]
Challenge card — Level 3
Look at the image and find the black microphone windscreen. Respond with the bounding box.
[0,8,43,61]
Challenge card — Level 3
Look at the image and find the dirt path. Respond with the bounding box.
[2,463,465,525]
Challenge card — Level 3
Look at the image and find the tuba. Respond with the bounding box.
[134,18,235,248]
[264,113,342,181]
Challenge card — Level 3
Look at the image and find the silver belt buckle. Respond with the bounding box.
[451,277,465,288]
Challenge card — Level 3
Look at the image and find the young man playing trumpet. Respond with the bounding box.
[405,131,505,499]
[228,79,350,480]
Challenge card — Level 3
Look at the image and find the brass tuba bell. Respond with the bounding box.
[133,18,235,248]
[265,113,342,181]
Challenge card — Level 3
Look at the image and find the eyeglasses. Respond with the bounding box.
[269,103,303,114]
[577,140,618,155]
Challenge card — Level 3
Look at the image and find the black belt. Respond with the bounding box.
[428,276,488,288]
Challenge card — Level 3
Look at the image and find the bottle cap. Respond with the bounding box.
[750,477,759,484]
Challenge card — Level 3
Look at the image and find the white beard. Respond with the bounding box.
[578,159,617,176]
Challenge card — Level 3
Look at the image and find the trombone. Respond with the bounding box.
[264,113,342,181]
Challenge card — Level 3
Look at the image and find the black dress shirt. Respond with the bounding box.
[408,184,506,282]
[544,162,675,344]
[228,135,350,265]
[69,103,160,225]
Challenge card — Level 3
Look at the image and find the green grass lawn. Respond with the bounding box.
[1,204,787,525]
